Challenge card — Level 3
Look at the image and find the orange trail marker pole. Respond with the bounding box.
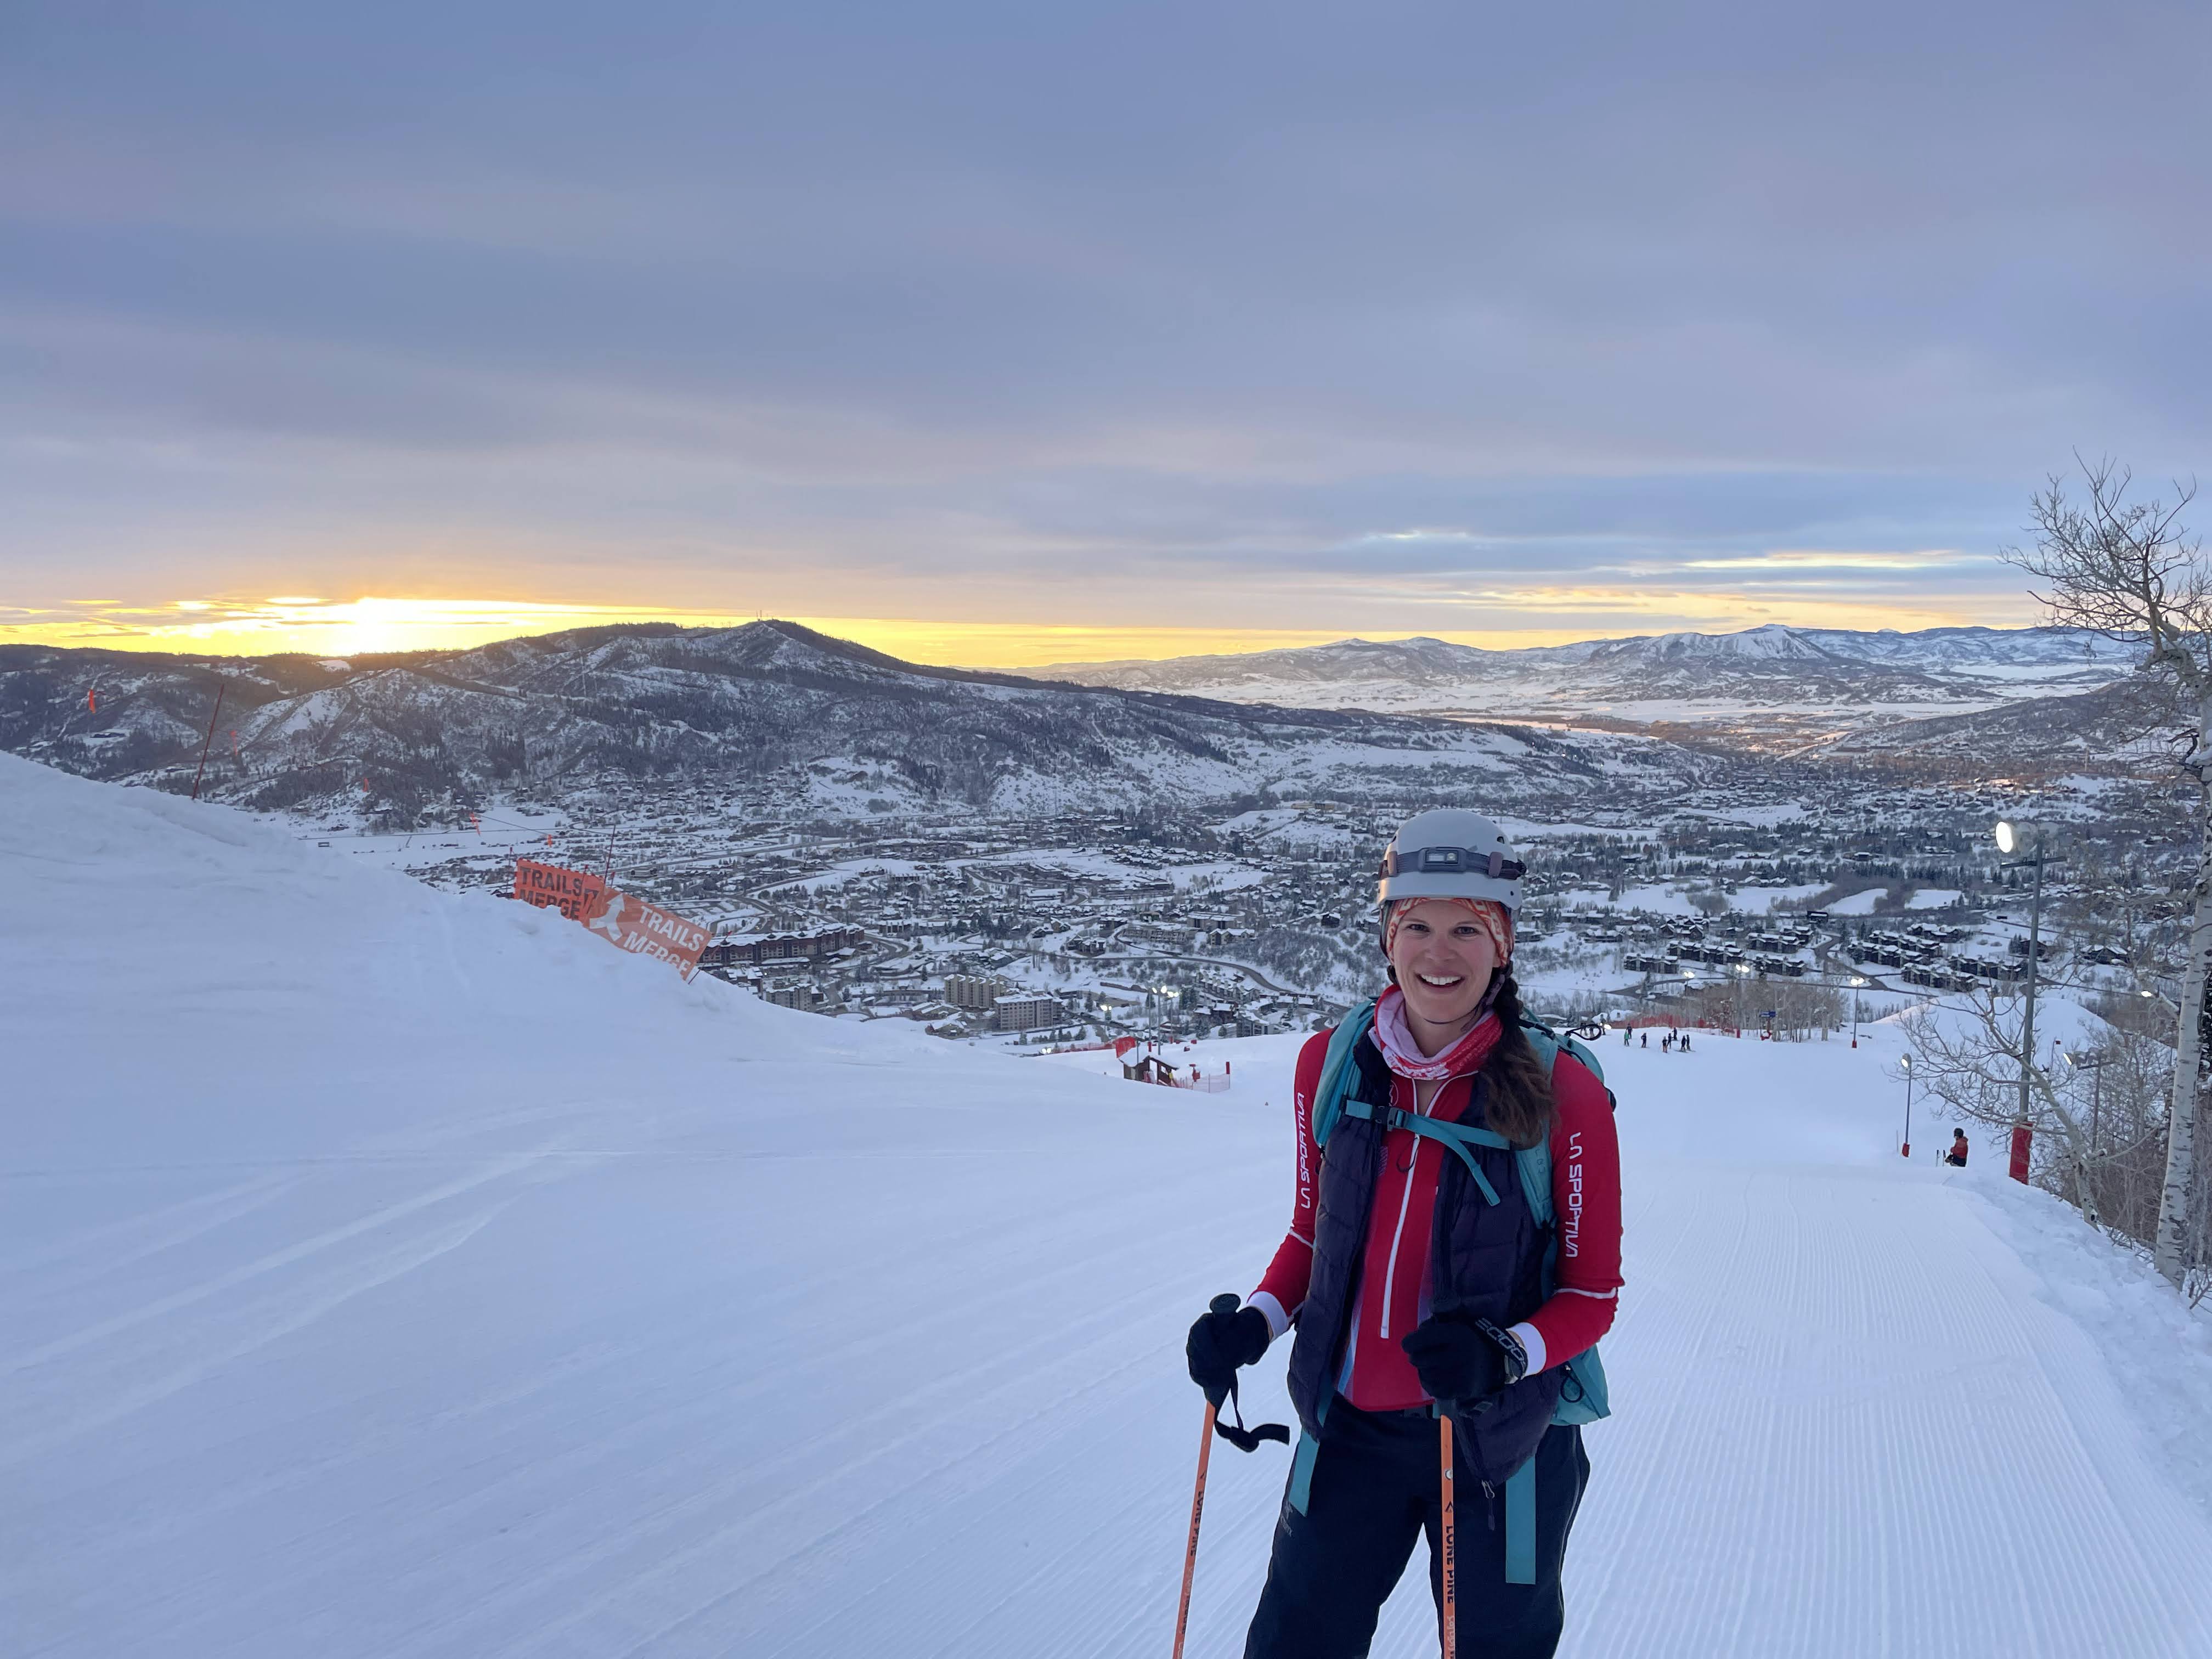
[1438,1415,1457,1659]
[1171,1398,1219,1659]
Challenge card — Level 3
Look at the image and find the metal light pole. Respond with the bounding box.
[1995,820,2047,1186]
[1900,1052,1914,1158]
[1851,977,1865,1048]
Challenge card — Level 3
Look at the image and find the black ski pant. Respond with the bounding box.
[1243,1402,1589,1659]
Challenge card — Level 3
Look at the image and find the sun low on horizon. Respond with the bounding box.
[0,590,2031,669]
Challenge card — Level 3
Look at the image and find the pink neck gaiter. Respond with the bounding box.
[1370,984,1500,1084]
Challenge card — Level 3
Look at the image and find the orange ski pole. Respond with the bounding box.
[1438,1414,1457,1659]
[1172,1396,1219,1659]
[1173,1291,1244,1659]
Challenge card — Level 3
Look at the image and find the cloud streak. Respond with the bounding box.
[4,2,2207,647]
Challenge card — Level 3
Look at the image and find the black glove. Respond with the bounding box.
[1400,1311,1527,1408]
[1186,1297,1271,1408]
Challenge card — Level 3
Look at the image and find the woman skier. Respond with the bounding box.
[1186,809,1623,1659]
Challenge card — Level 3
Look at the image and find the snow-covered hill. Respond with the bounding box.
[1036,624,2141,730]
[0,622,1708,822]
[1816,673,2184,770]
[7,755,2211,1657]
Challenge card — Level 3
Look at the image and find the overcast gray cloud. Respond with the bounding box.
[4,1,2209,646]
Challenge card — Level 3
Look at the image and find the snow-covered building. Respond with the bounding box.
[990,992,1063,1033]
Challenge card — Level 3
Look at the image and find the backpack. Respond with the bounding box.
[1307,997,1613,1431]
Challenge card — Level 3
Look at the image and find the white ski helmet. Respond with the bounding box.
[1375,808,1525,915]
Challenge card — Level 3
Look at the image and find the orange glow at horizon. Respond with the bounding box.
[0,591,2030,667]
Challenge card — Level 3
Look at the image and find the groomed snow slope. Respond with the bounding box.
[6,755,2211,1658]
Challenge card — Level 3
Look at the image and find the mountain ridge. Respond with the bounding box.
[0,620,1713,824]
[1030,622,2138,723]
[2,619,2169,823]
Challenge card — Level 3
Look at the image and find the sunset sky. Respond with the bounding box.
[7,3,2209,665]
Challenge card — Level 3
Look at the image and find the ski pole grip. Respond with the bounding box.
[1209,1293,1242,1317]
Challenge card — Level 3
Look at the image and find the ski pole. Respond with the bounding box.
[1171,1397,1217,1659]
[1438,1413,1457,1659]
[1172,1293,1238,1659]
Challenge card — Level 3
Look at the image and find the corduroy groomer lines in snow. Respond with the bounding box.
[10,757,2212,1657]
[1185,809,1624,1658]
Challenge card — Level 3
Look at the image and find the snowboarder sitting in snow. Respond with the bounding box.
[1184,809,1623,1659]
[1944,1130,1970,1167]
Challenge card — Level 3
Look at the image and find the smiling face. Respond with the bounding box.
[1385,898,1503,1051]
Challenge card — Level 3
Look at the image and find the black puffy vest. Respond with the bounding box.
[1284,1032,1563,1485]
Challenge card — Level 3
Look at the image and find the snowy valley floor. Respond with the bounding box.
[5,754,2211,1658]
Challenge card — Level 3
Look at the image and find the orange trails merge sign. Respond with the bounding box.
[580,888,710,977]
[512,859,710,978]
[513,859,607,922]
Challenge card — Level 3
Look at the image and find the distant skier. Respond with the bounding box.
[1679,1032,1690,1052]
[1184,809,1622,1659]
[1944,1130,1969,1167]
[1640,1030,1648,1048]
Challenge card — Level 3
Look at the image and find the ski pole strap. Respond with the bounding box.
[1341,1099,1505,1205]
[1212,1376,1290,1454]
[1504,1457,1537,1585]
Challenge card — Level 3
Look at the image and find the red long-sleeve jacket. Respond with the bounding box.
[1251,1027,1623,1413]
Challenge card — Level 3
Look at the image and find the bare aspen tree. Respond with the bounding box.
[1900,986,2104,1228]
[2005,457,2212,1286]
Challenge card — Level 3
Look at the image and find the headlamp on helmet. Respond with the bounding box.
[1375,808,1525,913]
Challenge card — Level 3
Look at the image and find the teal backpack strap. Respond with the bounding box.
[1513,1130,1553,1225]
[1513,1017,1615,1432]
[1519,1016,1606,1087]
[1503,1032,1554,1586]
[1520,1021,1562,1075]
[1512,1023,1561,1223]
[1288,1430,1321,1514]
[1342,1097,1508,1205]
[1504,1458,1539,1584]
[1310,998,1378,1150]
[1288,1379,1338,1514]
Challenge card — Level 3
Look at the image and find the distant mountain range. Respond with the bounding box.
[1034,624,2141,731]
[1,621,2172,823]
[0,622,1728,822]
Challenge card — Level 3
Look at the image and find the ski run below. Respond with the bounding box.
[5,752,2211,1659]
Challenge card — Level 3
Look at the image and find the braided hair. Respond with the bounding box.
[1479,967,1555,1149]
